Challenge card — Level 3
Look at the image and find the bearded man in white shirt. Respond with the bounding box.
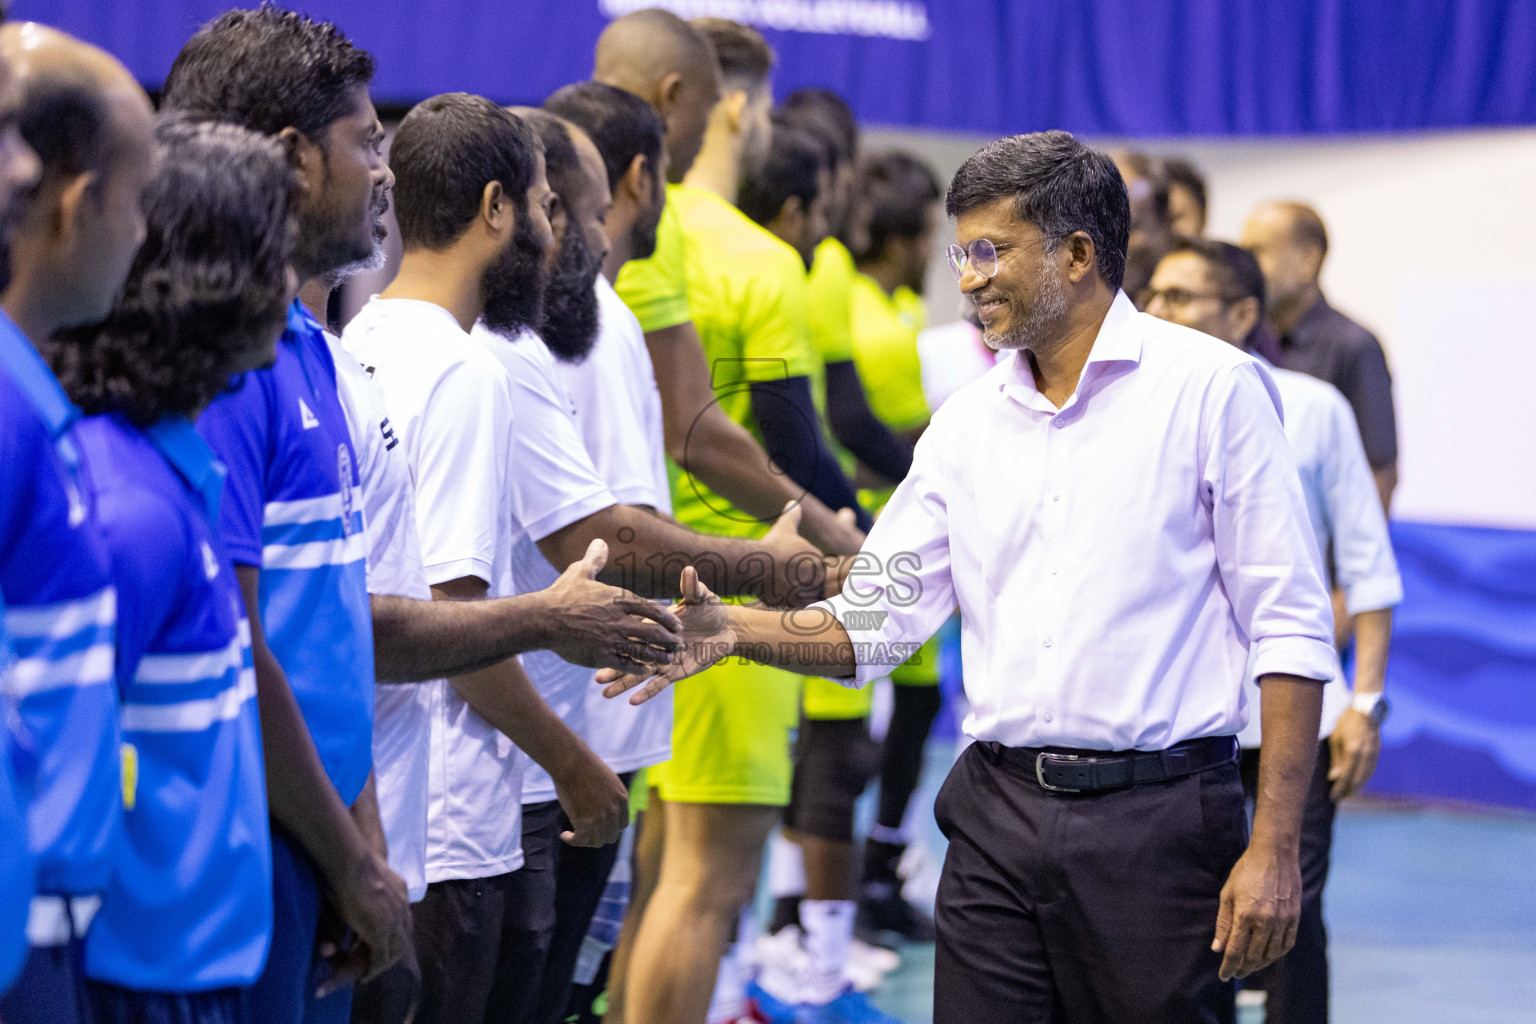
[599,130,1338,1024]
[1146,238,1401,1024]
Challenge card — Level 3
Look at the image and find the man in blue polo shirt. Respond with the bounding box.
[0,23,154,1024]
[46,117,300,1024]
[161,9,411,1021]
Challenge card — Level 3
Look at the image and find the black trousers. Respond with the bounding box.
[88,982,253,1024]
[532,770,635,1024]
[407,799,562,1024]
[932,741,1247,1024]
[1239,742,1335,1024]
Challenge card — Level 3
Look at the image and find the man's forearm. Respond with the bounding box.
[1351,608,1392,695]
[728,604,860,678]
[1373,464,1398,513]
[542,505,823,604]
[351,773,389,861]
[445,655,592,782]
[370,593,560,683]
[1251,674,1325,850]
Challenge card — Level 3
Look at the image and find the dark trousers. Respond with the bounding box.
[252,829,354,1024]
[410,800,561,1024]
[533,771,635,1024]
[1239,742,1335,1024]
[0,941,93,1024]
[87,981,253,1024]
[932,741,1247,1024]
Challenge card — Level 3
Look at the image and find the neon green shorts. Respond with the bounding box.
[650,658,801,806]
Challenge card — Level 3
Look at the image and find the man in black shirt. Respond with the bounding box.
[1242,200,1398,509]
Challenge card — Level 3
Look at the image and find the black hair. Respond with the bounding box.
[691,18,773,92]
[1168,237,1266,314]
[545,81,665,194]
[779,88,857,165]
[1163,157,1207,217]
[16,74,112,187]
[517,108,581,198]
[162,3,375,141]
[859,149,939,262]
[738,116,825,229]
[946,131,1131,290]
[48,117,297,426]
[390,93,539,251]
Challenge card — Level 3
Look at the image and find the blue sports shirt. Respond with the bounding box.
[77,413,272,990]
[197,302,374,804]
[0,588,35,994]
[0,310,120,897]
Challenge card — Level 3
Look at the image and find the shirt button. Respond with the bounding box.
[1043,636,1053,647]
[1053,419,1065,429]
[1043,711,1054,723]
[1050,566,1059,575]
[1051,493,1061,502]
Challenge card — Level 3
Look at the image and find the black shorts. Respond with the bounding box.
[784,716,880,842]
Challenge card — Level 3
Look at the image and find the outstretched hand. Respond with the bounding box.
[544,538,684,672]
[596,565,735,705]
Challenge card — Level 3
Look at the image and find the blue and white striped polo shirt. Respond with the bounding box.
[0,310,120,899]
[198,301,374,805]
[76,413,271,991]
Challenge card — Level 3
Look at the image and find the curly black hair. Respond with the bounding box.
[48,117,297,426]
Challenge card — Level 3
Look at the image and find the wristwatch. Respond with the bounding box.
[1350,690,1390,727]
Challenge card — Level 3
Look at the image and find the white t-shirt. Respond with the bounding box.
[1238,364,1402,746]
[326,332,434,902]
[560,278,673,515]
[473,318,672,802]
[344,297,526,881]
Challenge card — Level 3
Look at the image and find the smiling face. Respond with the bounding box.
[954,198,1071,352]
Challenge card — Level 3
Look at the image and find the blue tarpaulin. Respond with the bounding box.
[17,0,1536,136]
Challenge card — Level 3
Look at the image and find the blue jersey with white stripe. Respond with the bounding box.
[0,312,120,897]
[198,302,374,804]
[76,413,271,991]
[0,589,35,995]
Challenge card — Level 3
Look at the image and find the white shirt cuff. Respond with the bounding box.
[1251,635,1338,684]
[423,556,494,589]
[813,598,899,689]
[1342,575,1404,617]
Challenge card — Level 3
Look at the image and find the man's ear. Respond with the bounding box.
[1301,245,1325,283]
[52,172,94,246]
[774,195,805,239]
[1063,230,1098,285]
[1229,295,1261,342]
[276,126,321,201]
[620,153,649,205]
[654,72,684,115]
[481,179,510,233]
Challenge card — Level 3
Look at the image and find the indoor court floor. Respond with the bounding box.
[859,742,1536,1024]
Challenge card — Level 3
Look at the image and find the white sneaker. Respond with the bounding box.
[754,926,810,1006]
[844,938,900,992]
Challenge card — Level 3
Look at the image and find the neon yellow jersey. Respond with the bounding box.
[806,237,856,365]
[615,185,692,333]
[850,274,930,514]
[659,186,817,538]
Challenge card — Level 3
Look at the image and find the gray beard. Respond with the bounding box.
[984,263,1071,353]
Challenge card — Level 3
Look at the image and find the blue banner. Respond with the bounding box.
[1368,521,1536,812]
[17,0,1536,136]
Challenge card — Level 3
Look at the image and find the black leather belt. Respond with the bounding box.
[982,735,1239,793]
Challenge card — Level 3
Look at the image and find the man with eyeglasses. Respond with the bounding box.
[597,130,1337,1024]
[1146,239,1401,1024]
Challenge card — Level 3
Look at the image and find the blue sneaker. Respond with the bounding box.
[794,988,908,1024]
[746,979,799,1024]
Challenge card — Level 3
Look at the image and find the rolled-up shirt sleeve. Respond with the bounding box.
[1320,387,1403,615]
[817,426,955,687]
[1204,361,1336,683]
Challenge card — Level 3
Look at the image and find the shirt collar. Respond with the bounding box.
[0,308,80,441]
[144,414,228,527]
[287,298,324,341]
[1002,290,1143,409]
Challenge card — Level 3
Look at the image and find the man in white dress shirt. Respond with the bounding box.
[600,131,1338,1024]
[1146,239,1401,1024]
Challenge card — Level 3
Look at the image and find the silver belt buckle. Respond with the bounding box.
[1035,752,1082,793]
